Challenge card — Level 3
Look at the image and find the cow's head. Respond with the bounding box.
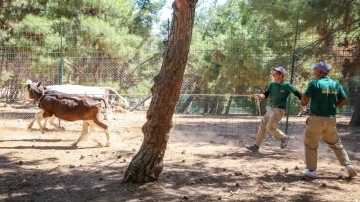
[22,80,43,101]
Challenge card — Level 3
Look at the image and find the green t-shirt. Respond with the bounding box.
[265,81,297,108]
[304,76,346,116]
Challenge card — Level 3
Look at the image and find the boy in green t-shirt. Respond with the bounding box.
[246,66,302,152]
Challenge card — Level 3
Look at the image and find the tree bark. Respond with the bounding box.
[224,95,233,115]
[349,93,360,126]
[123,0,198,183]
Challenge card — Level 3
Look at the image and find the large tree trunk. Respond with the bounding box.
[123,0,198,183]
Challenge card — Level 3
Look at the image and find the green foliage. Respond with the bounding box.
[188,0,360,102]
[129,79,153,95]
[191,0,296,95]
[131,0,164,37]
[1,0,359,103]
[0,70,13,86]
[9,14,60,52]
[0,0,166,95]
[76,16,142,59]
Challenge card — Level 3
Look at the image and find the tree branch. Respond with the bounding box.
[297,18,360,54]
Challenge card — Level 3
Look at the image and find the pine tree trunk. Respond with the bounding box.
[224,96,233,115]
[349,93,360,126]
[123,0,198,183]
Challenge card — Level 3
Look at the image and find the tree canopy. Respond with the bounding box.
[0,0,359,109]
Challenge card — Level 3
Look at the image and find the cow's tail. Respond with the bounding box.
[92,97,109,110]
[101,87,129,108]
[91,97,111,120]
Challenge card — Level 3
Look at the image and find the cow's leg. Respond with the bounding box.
[39,111,56,133]
[88,119,110,147]
[48,116,65,130]
[27,118,35,129]
[42,111,53,118]
[100,101,109,120]
[103,109,109,120]
[28,110,42,129]
[42,118,49,129]
[71,121,89,148]
[106,107,114,120]
[28,110,48,133]
[103,105,115,120]
[89,124,95,133]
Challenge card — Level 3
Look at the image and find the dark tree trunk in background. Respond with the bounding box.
[349,93,360,126]
[209,96,217,114]
[177,76,202,113]
[123,0,198,183]
[225,96,233,115]
[203,90,210,113]
[178,94,194,113]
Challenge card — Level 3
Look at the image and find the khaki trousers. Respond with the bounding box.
[304,116,351,170]
[255,107,287,147]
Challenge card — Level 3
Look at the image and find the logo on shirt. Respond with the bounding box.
[322,89,337,94]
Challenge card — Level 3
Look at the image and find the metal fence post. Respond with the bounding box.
[58,21,64,127]
[285,18,299,134]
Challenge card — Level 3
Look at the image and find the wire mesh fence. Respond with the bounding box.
[0,22,357,136]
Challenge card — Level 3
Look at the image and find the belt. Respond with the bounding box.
[310,114,334,117]
[271,105,285,109]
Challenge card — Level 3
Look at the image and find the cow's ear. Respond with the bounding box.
[36,81,42,87]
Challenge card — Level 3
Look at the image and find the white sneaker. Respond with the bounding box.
[345,164,357,178]
[303,169,316,178]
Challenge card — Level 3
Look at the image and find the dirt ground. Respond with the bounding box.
[0,107,359,202]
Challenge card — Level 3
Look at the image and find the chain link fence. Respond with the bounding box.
[0,23,357,137]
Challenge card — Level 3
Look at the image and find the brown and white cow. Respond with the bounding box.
[24,81,110,147]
